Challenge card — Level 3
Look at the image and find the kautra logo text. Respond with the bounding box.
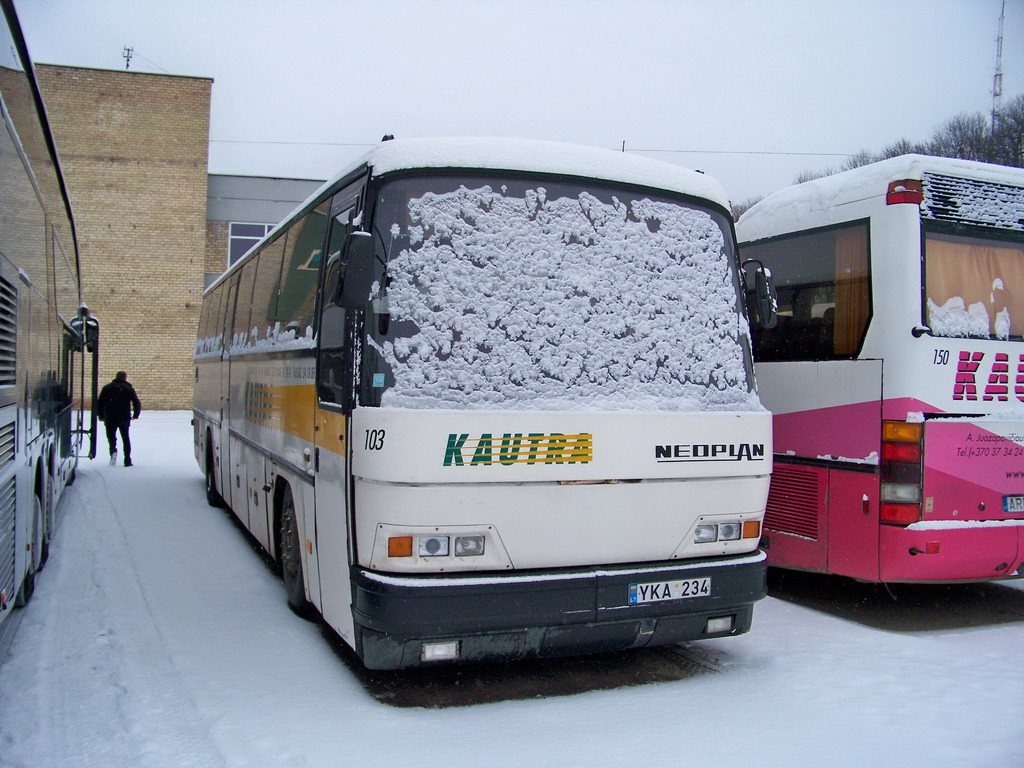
[953,351,1024,402]
[443,432,593,466]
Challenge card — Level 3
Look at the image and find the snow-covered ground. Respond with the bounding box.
[1,411,1022,768]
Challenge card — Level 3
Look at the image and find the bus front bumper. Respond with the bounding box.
[350,552,767,669]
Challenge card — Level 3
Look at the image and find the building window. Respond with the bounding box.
[229,222,274,265]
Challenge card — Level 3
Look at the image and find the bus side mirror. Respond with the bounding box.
[70,314,100,353]
[337,232,376,309]
[741,259,778,330]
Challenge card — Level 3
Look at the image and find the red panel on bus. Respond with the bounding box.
[826,469,880,581]
[763,462,828,572]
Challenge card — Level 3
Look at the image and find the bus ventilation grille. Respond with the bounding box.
[0,421,13,471]
[922,173,1024,232]
[0,276,15,388]
[0,475,15,607]
[765,465,820,539]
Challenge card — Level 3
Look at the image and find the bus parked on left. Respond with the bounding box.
[0,0,100,638]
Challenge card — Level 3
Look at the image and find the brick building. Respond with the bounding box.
[34,65,325,411]
[36,64,211,410]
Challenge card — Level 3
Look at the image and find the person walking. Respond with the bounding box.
[96,371,142,466]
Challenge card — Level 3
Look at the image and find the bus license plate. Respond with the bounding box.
[628,577,711,605]
[1003,495,1024,513]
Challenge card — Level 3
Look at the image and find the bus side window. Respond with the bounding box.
[251,235,287,345]
[743,221,870,362]
[197,293,211,343]
[233,258,258,349]
[223,274,243,352]
[278,199,331,342]
[213,284,228,352]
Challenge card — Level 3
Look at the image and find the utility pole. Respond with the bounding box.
[992,0,1005,132]
[122,46,133,70]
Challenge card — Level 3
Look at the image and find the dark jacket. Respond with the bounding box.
[97,379,141,423]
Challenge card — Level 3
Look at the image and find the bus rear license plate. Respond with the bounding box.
[1003,495,1024,513]
[628,577,711,605]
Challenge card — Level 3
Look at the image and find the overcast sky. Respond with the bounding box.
[14,0,1024,202]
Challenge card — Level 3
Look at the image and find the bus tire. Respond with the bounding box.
[16,493,44,607]
[31,491,44,573]
[279,486,314,620]
[205,443,226,508]
[39,475,52,569]
[14,565,34,607]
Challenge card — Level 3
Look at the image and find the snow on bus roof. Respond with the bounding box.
[361,136,730,206]
[737,154,1024,243]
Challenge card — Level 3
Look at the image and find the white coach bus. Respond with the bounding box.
[194,137,773,669]
[0,0,99,636]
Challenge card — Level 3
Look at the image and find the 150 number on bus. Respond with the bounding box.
[628,577,711,604]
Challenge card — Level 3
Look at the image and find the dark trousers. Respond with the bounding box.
[105,418,132,461]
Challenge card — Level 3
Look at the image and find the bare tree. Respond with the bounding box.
[791,94,1023,184]
[877,137,929,159]
[927,112,991,161]
[992,93,1024,167]
[731,196,763,221]
[840,150,877,170]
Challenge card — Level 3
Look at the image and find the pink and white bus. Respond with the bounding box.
[738,155,1024,583]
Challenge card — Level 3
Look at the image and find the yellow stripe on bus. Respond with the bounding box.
[244,383,317,443]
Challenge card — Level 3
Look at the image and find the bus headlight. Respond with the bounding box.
[418,536,450,557]
[694,525,718,543]
[454,535,485,557]
[693,520,760,544]
[371,523,512,572]
[718,523,742,541]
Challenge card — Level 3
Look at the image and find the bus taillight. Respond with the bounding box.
[886,179,924,205]
[880,420,924,525]
[881,441,921,463]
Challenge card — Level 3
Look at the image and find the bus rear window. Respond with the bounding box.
[925,230,1024,339]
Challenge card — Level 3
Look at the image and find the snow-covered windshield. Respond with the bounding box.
[925,229,1024,340]
[359,174,755,411]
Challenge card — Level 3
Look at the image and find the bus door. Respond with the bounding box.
[219,274,240,514]
[312,182,363,640]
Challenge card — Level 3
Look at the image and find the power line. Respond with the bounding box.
[628,147,857,158]
[209,137,858,159]
[210,139,376,147]
[35,0,170,73]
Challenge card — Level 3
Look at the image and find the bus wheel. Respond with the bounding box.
[39,477,52,569]
[279,487,313,620]
[14,566,34,607]
[30,491,44,573]
[16,495,43,607]
[205,445,225,508]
